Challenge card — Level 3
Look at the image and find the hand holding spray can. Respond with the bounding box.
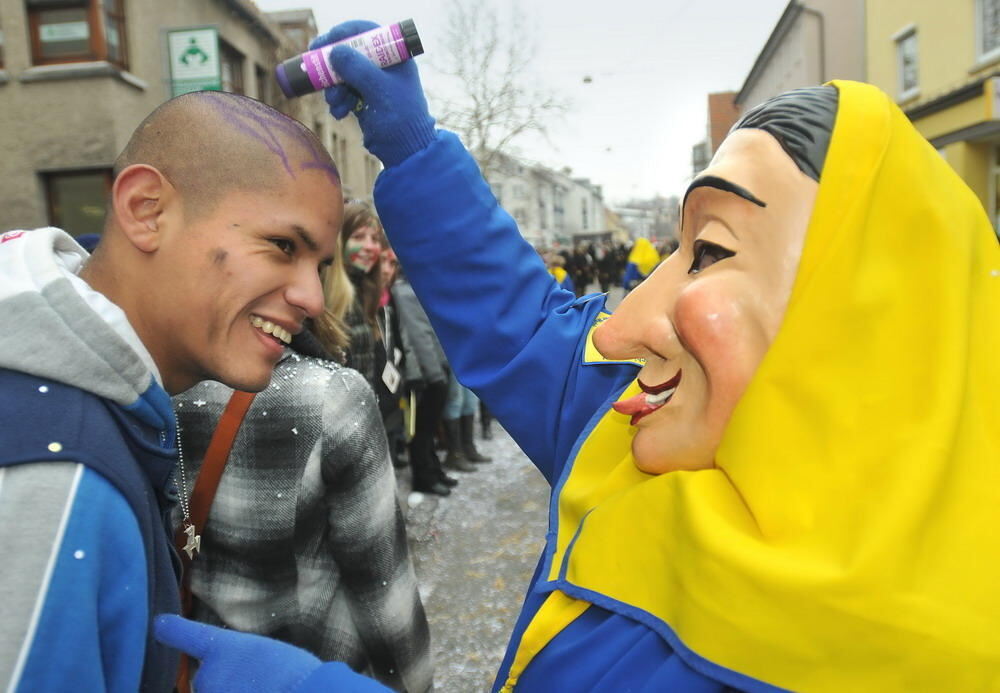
[275,20,423,99]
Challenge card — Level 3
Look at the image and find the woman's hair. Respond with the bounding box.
[312,260,354,361]
[731,85,839,182]
[378,231,399,282]
[309,202,360,361]
[340,199,383,335]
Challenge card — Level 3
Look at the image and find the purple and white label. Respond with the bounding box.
[300,23,409,90]
[302,44,338,89]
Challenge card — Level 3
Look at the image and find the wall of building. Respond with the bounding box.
[865,0,1000,223]
[866,0,990,105]
[0,0,285,230]
[747,24,807,109]
[484,154,610,249]
[737,0,865,112]
[942,138,992,208]
[0,0,376,233]
[708,91,740,152]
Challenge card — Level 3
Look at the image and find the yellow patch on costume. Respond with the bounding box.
[582,313,645,366]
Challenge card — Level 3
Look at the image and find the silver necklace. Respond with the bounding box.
[175,422,201,559]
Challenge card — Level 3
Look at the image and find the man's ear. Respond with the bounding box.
[111,165,174,253]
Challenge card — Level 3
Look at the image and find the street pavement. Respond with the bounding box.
[393,285,625,691]
[395,426,550,693]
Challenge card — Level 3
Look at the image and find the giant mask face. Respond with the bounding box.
[593,87,838,474]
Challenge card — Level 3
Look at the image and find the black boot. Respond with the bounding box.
[444,418,477,472]
[409,441,451,496]
[480,402,494,440]
[461,414,492,462]
[438,470,459,487]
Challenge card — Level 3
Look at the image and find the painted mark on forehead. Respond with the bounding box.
[301,160,341,187]
[204,96,340,186]
[205,97,296,175]
[211,248,228,265]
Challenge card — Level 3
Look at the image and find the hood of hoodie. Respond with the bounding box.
[0,227,173,433]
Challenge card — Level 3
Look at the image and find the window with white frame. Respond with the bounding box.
[978,0,1000,62]
[895,26,918,99]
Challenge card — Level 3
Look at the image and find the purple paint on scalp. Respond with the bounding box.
[300,160,341,186]
[201,93,341,186]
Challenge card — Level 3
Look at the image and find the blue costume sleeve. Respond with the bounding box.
[375,132,631,482]
[3,464,146,692]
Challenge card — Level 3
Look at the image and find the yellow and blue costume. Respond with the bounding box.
[621,237,661,289]
[547,265,575,293]
[376,81,999,690]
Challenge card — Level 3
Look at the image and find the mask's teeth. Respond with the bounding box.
[645,388,676,406]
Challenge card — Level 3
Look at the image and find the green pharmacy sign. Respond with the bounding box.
[167,28,221,96]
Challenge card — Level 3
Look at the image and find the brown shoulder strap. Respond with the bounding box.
[173,389,256,693]
[187,389,257,533]
[173,389,256,563]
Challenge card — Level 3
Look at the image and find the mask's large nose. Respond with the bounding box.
[593,264,679,362]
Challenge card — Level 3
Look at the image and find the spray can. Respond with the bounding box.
[276,19,423,99]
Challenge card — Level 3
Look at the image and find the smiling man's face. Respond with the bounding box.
[146,168,342,395]
[593,129,818,474]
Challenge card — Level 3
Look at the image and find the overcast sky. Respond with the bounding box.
[254,0,789,203]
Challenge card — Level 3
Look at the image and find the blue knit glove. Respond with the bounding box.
[309,20,436,167]
[155,614,387,692]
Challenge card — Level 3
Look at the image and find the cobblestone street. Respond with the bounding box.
[396,426,550,693]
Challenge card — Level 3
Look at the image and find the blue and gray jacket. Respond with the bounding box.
[0,228,180,692]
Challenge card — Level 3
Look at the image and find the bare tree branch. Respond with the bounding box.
[434,0,567,177]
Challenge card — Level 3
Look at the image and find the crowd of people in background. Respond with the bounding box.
[538,236,679,297]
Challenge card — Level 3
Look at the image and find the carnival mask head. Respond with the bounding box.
[593,87,838,474]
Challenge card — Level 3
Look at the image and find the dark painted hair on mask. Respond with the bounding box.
[731,85,839,182]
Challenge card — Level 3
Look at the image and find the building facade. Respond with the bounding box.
[486,151,608,248]
[736,0,866,113]
[610,196,680,247]
[0,0,376,237]
[691,90,741,178]
[866,0,1000,232]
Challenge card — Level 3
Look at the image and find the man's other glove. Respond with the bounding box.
[310,21,436,167]
[155,614,388,692]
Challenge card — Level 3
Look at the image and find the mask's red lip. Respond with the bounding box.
[612,370,682,426]
[638,369,682,395]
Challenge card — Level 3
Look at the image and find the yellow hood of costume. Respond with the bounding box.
[537,81,1000,690]
[627,237,661,276]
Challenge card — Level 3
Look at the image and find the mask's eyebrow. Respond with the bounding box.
[682,175,767,210]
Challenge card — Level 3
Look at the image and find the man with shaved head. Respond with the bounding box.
[0,91,343,691]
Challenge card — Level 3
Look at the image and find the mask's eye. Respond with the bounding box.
[688,239,735,275]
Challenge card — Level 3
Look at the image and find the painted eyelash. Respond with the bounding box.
[688,240,735,274]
